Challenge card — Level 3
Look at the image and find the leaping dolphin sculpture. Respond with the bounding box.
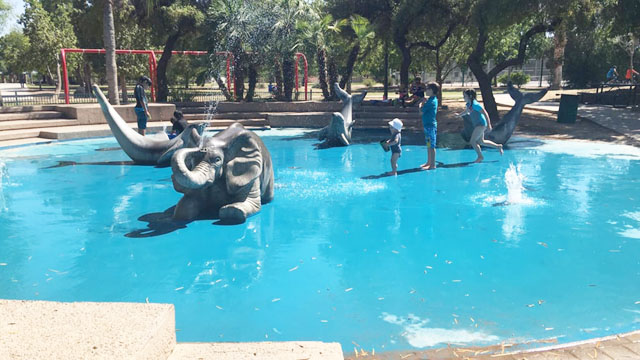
[461,83,548,145]
[318,82,367,147]
[93,84,207,166]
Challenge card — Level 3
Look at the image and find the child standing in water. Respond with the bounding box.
[461,89,503,163]
[419,82,439,170]
[385,118,403,175]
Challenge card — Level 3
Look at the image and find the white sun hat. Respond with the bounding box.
[388,118,403,131]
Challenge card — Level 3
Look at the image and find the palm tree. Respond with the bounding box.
[103,0,119,104]
[339,14,374,91]
[299,12,346,100]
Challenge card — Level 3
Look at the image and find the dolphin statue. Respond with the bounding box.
[461,82,548,145]
[318,82,367,147]
[93,84,207,166]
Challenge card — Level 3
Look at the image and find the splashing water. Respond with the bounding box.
[505,163,526,204]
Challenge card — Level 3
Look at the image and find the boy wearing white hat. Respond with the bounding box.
[385,118,403,175]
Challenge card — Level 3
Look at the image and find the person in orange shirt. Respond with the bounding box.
[626,68,639,82]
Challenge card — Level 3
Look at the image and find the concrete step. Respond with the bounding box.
[0,119,79,131]
[0,105,57,114]
[355,112,421,119]
[184,112,268,121]
[0,128,41,141]
[357,105,422,113]
[0,111,66,121]
[177,107,209,114]
[168,342,344,360]
[0,299,175,360]
[39,121,173,140]
[206,119,269,128]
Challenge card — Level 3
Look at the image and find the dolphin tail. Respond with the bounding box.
[333,82,350,102]
[352,91,367,105]
[507,82,523,102]
[522,88,548,105]
[508,81,548,106]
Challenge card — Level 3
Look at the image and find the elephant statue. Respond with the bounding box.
[171,122,274,224]
[94,84,207,166]
[461,82,548,145]
[318,82,367,147]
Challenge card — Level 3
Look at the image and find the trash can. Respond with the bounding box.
[557,94,579,123]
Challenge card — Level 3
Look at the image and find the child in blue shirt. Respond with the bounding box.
[460,89,503,163]
[419,82,439,170]
[385,118,403,175]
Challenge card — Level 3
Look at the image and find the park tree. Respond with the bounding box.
[465,0,562,123]
[0,0,10,30]
[20,0,78,93]
[133,0,206,102]
[0,31,30,81]
[612,0,640,73]
[298,10,346,100]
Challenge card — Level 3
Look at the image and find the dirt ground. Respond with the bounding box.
[438,101,639,147]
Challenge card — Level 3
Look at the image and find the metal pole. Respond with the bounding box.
[539,57,544,88]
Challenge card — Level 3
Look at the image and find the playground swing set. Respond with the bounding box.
[60,48,308,104]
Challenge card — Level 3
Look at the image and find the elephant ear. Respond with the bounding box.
[225,131,263,195]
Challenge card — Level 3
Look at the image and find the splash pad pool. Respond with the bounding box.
[1,130,640,352]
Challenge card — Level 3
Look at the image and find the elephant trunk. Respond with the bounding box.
[172,148,212,189]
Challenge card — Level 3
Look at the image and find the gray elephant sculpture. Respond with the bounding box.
[94,84,207,166]
[171,122,274,224]
[461,83,548,145]
[318,82,367,147]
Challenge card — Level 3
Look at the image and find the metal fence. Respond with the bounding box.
[1,87,309,107]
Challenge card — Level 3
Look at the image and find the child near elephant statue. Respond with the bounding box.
[385,118,403,175]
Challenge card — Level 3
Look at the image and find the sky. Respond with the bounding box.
[1,0,24,36]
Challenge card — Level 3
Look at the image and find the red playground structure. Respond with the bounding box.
[60,48,308,104]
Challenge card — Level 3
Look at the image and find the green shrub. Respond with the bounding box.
[362,78,376,87]
[498,71,530,88]
[168,88,196,102]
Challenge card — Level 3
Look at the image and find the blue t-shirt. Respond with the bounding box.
[606,67,616,79]
[134,84,148,109]
[469,99,487,127]
[421,96,438,128]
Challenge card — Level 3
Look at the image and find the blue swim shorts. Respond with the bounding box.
[424,126,437,149]
[134,107,148,130]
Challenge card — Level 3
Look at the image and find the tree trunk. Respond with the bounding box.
[246,63,258,102]
[103,0,119,105]
[282,56,295,102]
[55,54,62,95]
[156,32,181,102]
[233,52,245,101]
[383,38,389,100]
[435,49,443,107]
[215,76,233,101]
[339,44,360,90]
[120,73,128,104]
[83,62,92,93]
[316,49,330,100]
[327,57,338,100]
[399,46,411,91]
[468,57,499,123]
[273,59,284,101]
[551,24,566,90]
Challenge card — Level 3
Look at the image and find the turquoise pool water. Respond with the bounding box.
[1,129,640,352]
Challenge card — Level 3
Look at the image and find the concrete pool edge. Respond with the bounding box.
[0,299,344,359]
[2,299,640,359]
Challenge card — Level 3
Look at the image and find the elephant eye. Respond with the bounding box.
[214,156,222,163]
